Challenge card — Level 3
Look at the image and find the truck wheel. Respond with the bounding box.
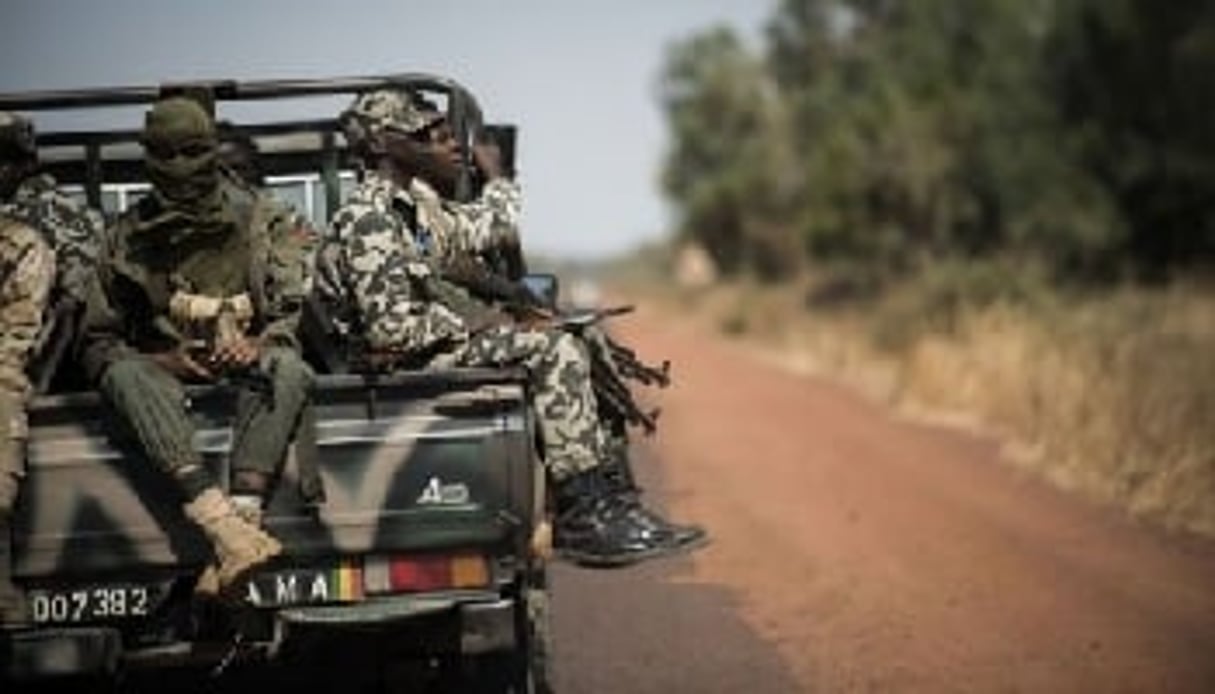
[6,673,118,694]
[523,567,553,694]
[451,566,553,694]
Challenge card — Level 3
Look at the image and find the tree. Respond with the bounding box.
[658,0,1215,283]
[659,26,801,279]
[1050,0,1215,278]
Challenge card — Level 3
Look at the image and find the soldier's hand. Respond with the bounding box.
[515,306,556,332]
[148,349,214,382]
[472,138,503,181]
[467,311,515,335]
[209,336,262,370]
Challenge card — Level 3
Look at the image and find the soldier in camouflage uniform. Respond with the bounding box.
[399,100,708,558]
[80,97,316,595]
[1,111,101,623]
[316,89,668,566]
[0,112,101,390]
[0,214,54,624]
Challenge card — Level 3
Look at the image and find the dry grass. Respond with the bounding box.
[627,275,1215,539]
[899,290,1215,537]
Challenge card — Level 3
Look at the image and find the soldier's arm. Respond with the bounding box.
[42,190,103,305]
[259,210,318,351]
[444,178,522,256]
[77,226,136,384]
[333,205,469,353]
[0,224,55,440]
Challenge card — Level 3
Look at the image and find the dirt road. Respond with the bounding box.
[554,309,1215,693]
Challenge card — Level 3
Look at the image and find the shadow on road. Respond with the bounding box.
[552,556,804,694]
[550,444,803,694]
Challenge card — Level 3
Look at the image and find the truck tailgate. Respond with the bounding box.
[14,368,535,579]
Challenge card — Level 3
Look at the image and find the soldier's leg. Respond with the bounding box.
[454,326,600,480]
[579,325,635,486]
[229,347,314,515]
[451,326,662,566]
[597,421,708,554]
[99,357,281,592]
[99,357,214,497]
[0,393,27,624]
[579,325,709,554]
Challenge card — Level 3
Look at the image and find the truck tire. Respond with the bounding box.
[445,565,552,694]
[522,566,553,694]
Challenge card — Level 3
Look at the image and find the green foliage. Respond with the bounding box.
[1048,0,1215,279]
[659,0,1215,284]
[659,26,803,279]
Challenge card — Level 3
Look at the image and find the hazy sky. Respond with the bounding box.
[0,0,774,260]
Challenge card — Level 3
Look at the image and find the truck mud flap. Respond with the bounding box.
[2,626,121,680]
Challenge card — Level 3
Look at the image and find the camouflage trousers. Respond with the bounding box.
[439,325,602,481]
[98,347,313,500]
[0,429,18,512]
[0,393,20,509]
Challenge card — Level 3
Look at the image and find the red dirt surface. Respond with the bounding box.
[616,308,1215,693]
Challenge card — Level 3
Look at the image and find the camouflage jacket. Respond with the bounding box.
[80,177,316,382]
[408,177,521,262]
[0,215,55,439]
[317,172,493,357]
[0,173,101,307]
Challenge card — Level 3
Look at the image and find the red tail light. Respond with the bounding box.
[364,553,489,594]
[389,555,449,592]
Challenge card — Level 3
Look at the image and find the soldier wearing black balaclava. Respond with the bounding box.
[79,97,316,595]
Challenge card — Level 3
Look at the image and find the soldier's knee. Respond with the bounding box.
[0,472,18,513]
[100,357,161,396]
[0,440,21,512]
[547,330,574,355]
[550,332,590,372]
[265,349,314,392]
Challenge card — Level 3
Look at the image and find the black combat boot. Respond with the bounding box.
[600,441,709,556]
[0,512,30,627]
[607,484,709,555]
[552,469,665,568]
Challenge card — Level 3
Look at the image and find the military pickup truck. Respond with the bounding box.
[0,75,552,693]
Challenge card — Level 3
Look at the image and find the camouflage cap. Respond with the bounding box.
[0,111,36,156]
[340,89,443,148]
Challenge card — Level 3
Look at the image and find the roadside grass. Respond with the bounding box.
[624,266,1215,539]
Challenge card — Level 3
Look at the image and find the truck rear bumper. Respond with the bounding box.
[2,592,518,681]
[2,626,121,680]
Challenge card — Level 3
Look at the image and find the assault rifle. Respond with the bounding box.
[436,257,672,434]
[584,324,670,435]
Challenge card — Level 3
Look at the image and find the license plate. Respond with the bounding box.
[245,562,364,608]
[29,584,157,624]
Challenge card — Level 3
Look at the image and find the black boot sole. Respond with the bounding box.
[661,531,712,556]
[554,542,671,569]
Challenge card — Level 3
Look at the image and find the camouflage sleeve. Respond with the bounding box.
[0,219,55,440]
[57,204,103,304]
[312,237,351,336]
[444,178,522,256]
[19,184,101,305]
[259,207,318,350]
[330,203,469,353]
